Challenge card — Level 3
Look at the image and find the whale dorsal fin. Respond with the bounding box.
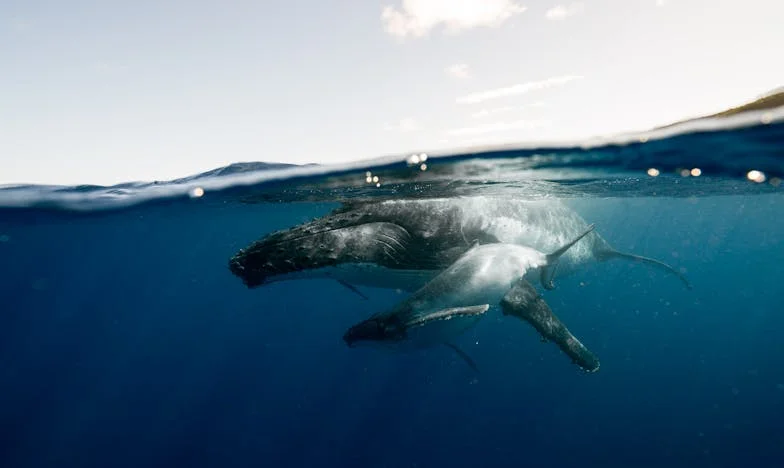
[540,224,596,290]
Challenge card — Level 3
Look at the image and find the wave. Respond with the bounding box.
[1,107,782,212]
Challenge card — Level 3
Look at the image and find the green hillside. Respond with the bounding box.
[657,88,783,129]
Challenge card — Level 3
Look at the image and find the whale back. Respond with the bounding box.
[455,198,610,277]
[349,197,609,278]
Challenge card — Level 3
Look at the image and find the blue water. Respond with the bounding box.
[2,117,784,467]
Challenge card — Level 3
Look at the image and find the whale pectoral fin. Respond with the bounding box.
[404,304,490,328]
[500,279,600,373]
[336,279,369,300]
[541,224,596,290]
[596,248,693,290]
[403,305,490,348]
[445,342,480,374]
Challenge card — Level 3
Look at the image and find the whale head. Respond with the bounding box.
[228,219,424,288]
[343,315,406,348]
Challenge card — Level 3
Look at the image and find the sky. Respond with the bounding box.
[1,0,783,185]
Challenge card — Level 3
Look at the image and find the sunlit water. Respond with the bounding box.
[1,112,783,467]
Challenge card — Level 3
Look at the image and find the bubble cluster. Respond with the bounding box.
[407,153,428,166]
[365,171,381,187]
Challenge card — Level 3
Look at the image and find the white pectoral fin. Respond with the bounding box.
[404,304,490,328]
[403,305,490,348]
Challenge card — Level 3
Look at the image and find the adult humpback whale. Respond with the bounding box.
[342,225,601,372]
[228,197,691,293]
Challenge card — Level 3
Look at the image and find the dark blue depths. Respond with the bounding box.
[1,195,783,468]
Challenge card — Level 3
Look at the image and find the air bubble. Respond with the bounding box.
[747,170,766,183]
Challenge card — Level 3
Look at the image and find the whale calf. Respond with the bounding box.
[342,225,600,372]
[229,197,691,294]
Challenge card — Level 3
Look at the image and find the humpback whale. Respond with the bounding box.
[342,225,600,372]
[229,197,691,293]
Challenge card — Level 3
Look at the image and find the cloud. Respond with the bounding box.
[456,75,582,104]
[446,63,471,79]
[382,0,527,38]
[471,102,546,118]
[545,3,585,20]
[446,119,549,136]
[384,117,421,132]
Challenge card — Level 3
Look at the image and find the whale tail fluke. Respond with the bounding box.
[597,249,693,290]
[541,224,596,290]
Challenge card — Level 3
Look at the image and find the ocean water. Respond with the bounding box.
[1,112,783,467]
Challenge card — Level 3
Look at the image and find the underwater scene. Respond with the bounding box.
[2,111,784,468]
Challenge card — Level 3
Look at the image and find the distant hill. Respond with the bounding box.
[657,88,784,129]
[172,161,317,183]
[704,89,784,118]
